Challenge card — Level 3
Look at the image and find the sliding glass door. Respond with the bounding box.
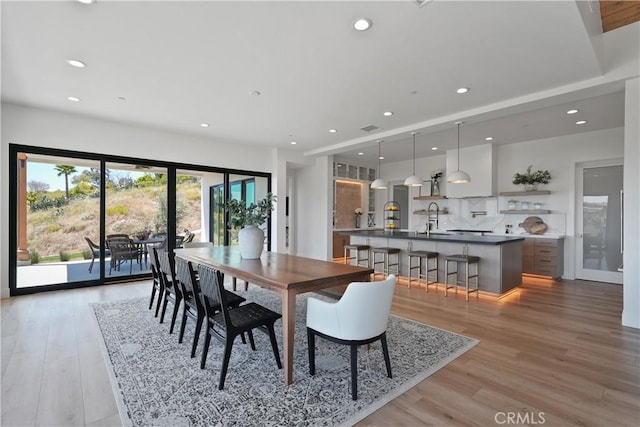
[15,153,102,288]
[10,144,271,296]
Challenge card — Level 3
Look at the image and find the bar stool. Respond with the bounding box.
[407,250,439,291]
[444,254,480,301]
[371,247,400,280]
[343,244,370,267]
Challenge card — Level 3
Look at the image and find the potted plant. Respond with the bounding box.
[227,193,275,259]
[513,165,551,191]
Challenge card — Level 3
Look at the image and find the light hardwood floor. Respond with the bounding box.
[1,276,638,426]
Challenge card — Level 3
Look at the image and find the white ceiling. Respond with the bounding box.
[1,0,628,165]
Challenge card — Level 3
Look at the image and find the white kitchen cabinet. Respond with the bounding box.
[446,144,497,198]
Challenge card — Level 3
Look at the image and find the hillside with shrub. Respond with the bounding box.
[26,174,202,260]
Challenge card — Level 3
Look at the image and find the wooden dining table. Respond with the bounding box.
[174,245,373,385]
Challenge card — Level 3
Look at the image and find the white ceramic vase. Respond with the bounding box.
[238,225,264,259]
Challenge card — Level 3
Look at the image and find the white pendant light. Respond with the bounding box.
[447,121,471,184]
[371,141,387,189]
[404,132,422,187]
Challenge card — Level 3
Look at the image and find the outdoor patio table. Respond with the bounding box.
[175,245,373,385]
[133,237,165,267]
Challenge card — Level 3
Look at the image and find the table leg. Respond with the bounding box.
[282,290,296,385]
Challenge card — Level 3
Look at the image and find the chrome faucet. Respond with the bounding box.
[426,202,440,237]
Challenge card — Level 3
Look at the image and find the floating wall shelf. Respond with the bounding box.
[414,209,450,215]
[500,210,552,214]
[499,190,551,196]
[413,195,448,201]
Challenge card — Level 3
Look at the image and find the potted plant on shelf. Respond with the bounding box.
[513,165,551,191]
[227,193,275,259]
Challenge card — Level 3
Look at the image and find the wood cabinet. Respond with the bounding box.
[523,237,564,280]
[332,232,350,259]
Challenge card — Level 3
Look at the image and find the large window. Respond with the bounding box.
[9,144,270,295]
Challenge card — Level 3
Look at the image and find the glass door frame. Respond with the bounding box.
[575,158,624,284]
[9,143,271,296]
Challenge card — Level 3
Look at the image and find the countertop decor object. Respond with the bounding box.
[512,165,551,191]
[354,207,363,228]
[519,216,547,234]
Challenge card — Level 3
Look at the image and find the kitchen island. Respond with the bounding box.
[341,230,524,295]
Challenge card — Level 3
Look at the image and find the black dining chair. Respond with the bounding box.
[148,246,164,317]
[156,249,183,334]
[174,257,246,358]
[198,264,282,390]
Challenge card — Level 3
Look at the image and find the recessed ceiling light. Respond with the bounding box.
[456,87,469,94]
[485,137,493,141]
[379,156,384,160]
[383,111,393,117]
[329,129,337,133]
[353,18,372,31]
[290,141,297,145]
[431,147,438,151]
[358,152,364,156]
[200,123,209,128]
[66,59,86,68]
[67,96,80,102]
[576,120,587,125]
[567,109,579,114]
[77,0,95,4]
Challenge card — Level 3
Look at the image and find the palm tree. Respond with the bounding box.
[54,164,77,198]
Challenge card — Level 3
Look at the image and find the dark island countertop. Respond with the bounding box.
[339,229,524,246]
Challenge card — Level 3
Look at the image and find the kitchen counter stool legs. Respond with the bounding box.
[343,244,370,267]
[407,251,439,291]
[371,247,400,281]
[444,255,480,301]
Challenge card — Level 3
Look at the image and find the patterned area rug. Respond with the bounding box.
[92,285,477,426]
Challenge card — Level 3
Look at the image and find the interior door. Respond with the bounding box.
[576,160,623,284]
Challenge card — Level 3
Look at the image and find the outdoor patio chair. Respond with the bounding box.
[84,237,110,273]
[198,264,282,390]
[106,236,140,275]
[306,275,395,400]
[182,232,195,245]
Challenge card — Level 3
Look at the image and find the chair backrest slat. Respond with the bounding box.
[157,250,181,298]
[198,264,230,326]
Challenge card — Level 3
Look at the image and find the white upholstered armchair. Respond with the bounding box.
[306,275,396,400]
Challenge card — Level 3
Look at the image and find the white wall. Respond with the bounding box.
[292,156,332,260]
[1,103,272,297]
[623,78,640,329]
